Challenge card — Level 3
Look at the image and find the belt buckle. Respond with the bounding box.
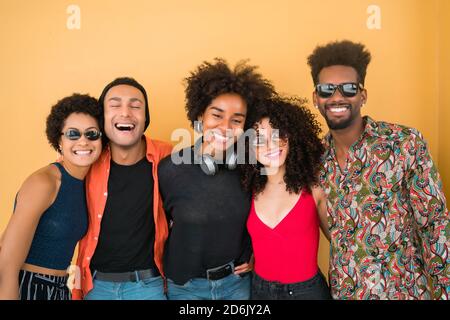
[131,269,158,282]
[206,263,233,281]
[129,272,139,282]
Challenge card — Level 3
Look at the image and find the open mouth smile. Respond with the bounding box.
[115,123,136,131]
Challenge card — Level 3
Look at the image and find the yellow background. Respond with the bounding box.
[1,0,449,275]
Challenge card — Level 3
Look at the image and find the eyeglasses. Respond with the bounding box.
[252,130,287,148]
[61,128,102,141]
[315,82,364,98]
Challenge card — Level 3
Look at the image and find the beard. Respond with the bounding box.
[323,102,358,130]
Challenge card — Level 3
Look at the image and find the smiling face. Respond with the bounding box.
[313,65,367,131]
[199,93,247,155]
[59,112,102,168]
[254,117,289,169]
[103,84,146,149]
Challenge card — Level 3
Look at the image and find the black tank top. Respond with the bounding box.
[91,157,156,272]
[24,162,88,270]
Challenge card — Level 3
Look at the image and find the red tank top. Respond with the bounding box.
[247,189,319,283]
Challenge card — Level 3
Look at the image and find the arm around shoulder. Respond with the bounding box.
[147,137,174,159]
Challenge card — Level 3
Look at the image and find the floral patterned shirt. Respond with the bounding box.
[320,116,450,300]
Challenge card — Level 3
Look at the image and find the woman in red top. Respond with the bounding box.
[242,96,331,300]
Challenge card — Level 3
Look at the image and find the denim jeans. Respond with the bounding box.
[84,271,166,300]
[167,273,251,300]
[251,271,332,300]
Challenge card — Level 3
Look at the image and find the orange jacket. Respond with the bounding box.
[72,136,173,299]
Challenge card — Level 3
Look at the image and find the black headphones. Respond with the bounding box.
[193,138,237,176]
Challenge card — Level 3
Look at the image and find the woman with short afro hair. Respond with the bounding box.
[241,95,332,300]
[159,58,275,300]
[0,94,102,300]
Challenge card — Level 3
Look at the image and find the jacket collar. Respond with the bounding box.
[100,135,158,164]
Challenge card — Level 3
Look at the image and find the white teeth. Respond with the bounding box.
[74,150,91,155]
[329,107,348,113]
[265,150,281,158]
[117,123,134,127]
[213,133,230,142]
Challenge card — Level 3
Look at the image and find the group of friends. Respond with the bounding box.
[0,40,449,300]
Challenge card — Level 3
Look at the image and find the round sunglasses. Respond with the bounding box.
[315,82,364,98]
[61,128,102,141]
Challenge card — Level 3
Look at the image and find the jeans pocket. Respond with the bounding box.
[237,271,252,278]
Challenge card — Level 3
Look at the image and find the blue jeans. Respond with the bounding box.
[84,272,167,300]
[167,273,251,300]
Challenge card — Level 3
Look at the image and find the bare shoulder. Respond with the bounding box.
[0,165,62,274]
[16,164,61,210]
[23,164,59,190]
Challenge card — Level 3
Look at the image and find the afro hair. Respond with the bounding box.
[184,58,275,130]
[46,93,100,153]
[307,40,372,85]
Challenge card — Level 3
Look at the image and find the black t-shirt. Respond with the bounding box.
[91,157,156,273]
[158,147,252,285]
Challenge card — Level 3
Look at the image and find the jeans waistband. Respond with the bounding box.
[253,271,325,291]
[201,261,234,281]
[93,268,159,283]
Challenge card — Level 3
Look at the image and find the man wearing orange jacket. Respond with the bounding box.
[72,77,172,300]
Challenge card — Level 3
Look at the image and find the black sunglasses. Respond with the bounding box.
[61,128,102,141]
[316,82,364,98]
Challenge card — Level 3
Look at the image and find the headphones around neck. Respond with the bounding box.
[193,138,237,176]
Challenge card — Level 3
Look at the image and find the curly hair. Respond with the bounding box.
[46,93,101,153]
[307,40,372,85]
[241,96,324,195]
[184,58,275,130]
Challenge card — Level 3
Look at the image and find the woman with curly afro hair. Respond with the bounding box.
[0,94,102,300]
[241,95,332,300]
[158,58,275,300]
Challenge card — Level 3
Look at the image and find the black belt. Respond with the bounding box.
[202,262,234,281]
[93,268,159,283]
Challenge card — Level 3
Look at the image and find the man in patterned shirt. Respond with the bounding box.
[307,40,449,299]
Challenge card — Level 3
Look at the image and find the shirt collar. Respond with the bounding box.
[323,116,380,160]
